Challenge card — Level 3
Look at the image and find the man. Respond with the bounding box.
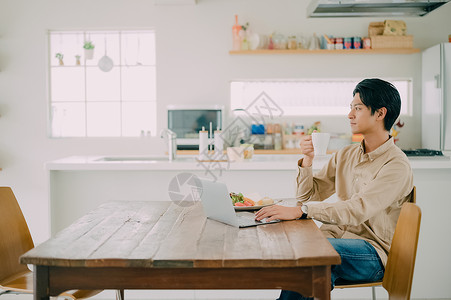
[255,78,413,300]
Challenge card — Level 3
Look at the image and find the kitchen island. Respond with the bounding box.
[47,154,451,299]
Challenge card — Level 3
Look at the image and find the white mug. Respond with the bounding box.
[311,132,330,156]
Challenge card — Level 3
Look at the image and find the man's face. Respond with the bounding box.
[348,93,380,135]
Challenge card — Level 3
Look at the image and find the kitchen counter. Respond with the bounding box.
[46,153,451,171]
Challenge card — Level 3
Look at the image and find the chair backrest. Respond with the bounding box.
[0,187,34,282]
[382,202,421,300]
[409,186,416,203]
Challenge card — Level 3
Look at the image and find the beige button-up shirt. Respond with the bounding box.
[296,137,413,266]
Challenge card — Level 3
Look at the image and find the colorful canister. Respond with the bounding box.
[344,37,352,49]
[327,38,335,50]
[353,37,362,49]
[335,37,343,50]
[363,37,371,49]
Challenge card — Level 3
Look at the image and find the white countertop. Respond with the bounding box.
[46,153,451,171]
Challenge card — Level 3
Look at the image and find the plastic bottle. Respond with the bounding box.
[232,15,242,51]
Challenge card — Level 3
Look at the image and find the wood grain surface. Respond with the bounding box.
[21,201,339,269]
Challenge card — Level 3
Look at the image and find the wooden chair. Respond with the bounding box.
[335,192,421,300]
[0,187,103,299]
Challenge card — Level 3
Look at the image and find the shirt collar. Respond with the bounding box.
[359,136,395,161]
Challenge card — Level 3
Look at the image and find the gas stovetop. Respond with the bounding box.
[402,149,444,156]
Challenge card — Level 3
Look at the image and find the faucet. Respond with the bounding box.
[160,129,177,161]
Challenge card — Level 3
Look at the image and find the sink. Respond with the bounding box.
[95,156,194,162]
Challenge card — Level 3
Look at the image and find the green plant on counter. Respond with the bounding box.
[83,41,95,50]
[307,121,321,135]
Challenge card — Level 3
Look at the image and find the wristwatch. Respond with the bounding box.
[299,204,308,219]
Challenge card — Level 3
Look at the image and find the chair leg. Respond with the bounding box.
[371,286,376,300]
[116,289,124,300]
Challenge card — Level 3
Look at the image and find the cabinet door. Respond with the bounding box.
[422,44,442,150]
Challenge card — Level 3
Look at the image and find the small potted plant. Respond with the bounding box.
[55,53,64,66]
[75,55,81,66]
[83,41,95,60]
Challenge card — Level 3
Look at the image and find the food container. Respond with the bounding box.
[363,37,371,49]
[335,38,343,50]
[240,144,254,159]
[287,36,298,50]
[353,37,362,49]
[344,37,352,49]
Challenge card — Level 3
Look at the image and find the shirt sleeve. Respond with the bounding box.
[296,153,337,203]
[307,158,413,226]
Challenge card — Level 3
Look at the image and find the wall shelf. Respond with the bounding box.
[229,48,420,55]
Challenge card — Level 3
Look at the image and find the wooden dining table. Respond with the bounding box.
[20,200,340,300]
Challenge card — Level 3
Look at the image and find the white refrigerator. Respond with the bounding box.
[422,43,451,151]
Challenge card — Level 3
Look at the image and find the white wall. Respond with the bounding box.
[0,0,450,247]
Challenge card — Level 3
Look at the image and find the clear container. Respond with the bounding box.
[240,30,249,51]
[264,134,274,150]
[287,36,298,50]
[274,133,282,150]
[273,33,287,50]
[240,143,254,159]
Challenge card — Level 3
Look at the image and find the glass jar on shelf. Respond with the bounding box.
[239,22,250,51]
[287,36,298,50]
[274,133,282,150]
[240,30,249,50]
[273,33,287,50]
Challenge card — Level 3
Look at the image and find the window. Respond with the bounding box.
[49,30,156,137]
[231,79,411,117]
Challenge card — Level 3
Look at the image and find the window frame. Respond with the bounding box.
[230,78,413,118]
[47,29,157,138]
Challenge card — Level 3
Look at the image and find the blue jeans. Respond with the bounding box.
[277,238,385,300]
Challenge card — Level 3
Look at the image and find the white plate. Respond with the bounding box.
[234,199,282,211]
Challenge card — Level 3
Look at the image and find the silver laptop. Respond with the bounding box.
[198,178,280,228]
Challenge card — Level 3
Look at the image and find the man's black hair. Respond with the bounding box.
[353,78,401,131]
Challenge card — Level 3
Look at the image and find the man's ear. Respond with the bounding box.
[376,107,387,120]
